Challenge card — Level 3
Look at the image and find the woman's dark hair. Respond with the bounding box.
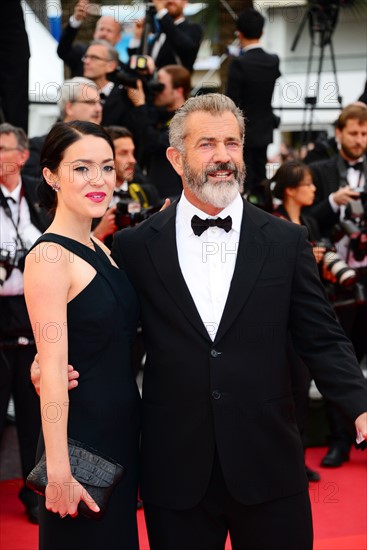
[38,120,115,211]
[271,160,312,201]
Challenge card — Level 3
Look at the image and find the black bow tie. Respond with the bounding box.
[191,215,232,236]
[5,196,16,203]
[113,189,129,199]
[346,161,364,171]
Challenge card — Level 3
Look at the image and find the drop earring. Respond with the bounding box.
[51,182,60,192]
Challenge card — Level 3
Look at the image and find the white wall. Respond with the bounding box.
[22,1,64,137]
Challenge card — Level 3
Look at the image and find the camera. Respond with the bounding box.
[114,199,159,230]
[339,192,367,262]
[0,248,26,287]
[313,239,357,286]
[107,56,165,95]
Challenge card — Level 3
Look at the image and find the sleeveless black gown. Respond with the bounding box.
[30,234,141,550]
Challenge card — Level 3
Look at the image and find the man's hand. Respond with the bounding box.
[332,187,360,206]
[160,198,171,211]
[127,79,146,108]
[92,205,118,241]
[312,245,326,264]
[31,354,79,396]
[153,0,166,12]
[355,412,367,449]
[133,19,145,40]
[74,0,89,21]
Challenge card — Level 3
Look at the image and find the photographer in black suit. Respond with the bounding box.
[307,102,367,468]
[92,126,160,246]
[57,0,123,77]
[226,8,281,193]
[127,64,191,200]
[82,40,136,132]
[129,0,202,72]
[0,123,50,523]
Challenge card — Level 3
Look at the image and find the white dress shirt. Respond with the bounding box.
[0,180,41,296]
[176,192,243,340]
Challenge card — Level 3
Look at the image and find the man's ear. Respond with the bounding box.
[166,146,184,176]
[19,148,29,167]
[65,100,73,119]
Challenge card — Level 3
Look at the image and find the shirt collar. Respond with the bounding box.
[0,178,22,202]
[177,190,243,237]
[100,81,114,97]
[243,44,262,52]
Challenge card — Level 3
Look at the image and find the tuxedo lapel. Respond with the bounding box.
[146,204,212,342]
[214,201,271,344]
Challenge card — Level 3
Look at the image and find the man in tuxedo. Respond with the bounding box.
[57,0,123,77]
[129,0,202,72]
[111,94,367,549]
[307,102,367,469]
[33,95,367,549]
[0,123,50,523]
[23,77,103,179]
[226,8,281,193]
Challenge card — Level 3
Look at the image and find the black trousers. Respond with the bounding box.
[243,146,268,192]
[0,344,40,506]
[144,452,313,550]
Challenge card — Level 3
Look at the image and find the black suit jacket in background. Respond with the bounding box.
[151,15,202,71]
[22,135,47,180]
[306,154,367,235]
[22,175,51,232]
[112,198,367,510]
[131,104,182,200]
[57,23,87,77]
[129,16,202,72]
[101,85,141,144]
[226,48,281,148]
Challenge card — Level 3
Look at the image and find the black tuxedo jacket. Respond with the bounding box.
[57,23,87,77]
[132,105,182,199]
[307,154,367,234]
[129,16,202,71]
[113,198,367,509]
[22,135,46,180]
[226,48,281,148]
[101,85,136,131]
[22,175,51,232]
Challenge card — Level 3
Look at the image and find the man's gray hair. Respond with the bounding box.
[0,123,28,150]
[169,93,245,153]
[58,77,98,120]
[88,39,119,63]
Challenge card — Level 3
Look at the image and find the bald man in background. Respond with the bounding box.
[57,0,123,76]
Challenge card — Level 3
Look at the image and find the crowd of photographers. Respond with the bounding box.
[0,0,367,525]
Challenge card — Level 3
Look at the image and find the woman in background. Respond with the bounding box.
[271,160,324,483]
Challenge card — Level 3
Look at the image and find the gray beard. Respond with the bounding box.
[183,161,245,209]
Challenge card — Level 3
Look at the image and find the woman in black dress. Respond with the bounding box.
[24,121,141,549]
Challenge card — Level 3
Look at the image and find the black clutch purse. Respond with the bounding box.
[26,438,124,519]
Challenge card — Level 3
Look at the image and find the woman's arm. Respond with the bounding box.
[24,242,99,517]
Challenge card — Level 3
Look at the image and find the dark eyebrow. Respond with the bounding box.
[71,158,114,164]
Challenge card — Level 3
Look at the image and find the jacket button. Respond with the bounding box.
[212,390,221,400]
[211,349,220,358]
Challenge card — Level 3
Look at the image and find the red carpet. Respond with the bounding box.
[0,447,365,550]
